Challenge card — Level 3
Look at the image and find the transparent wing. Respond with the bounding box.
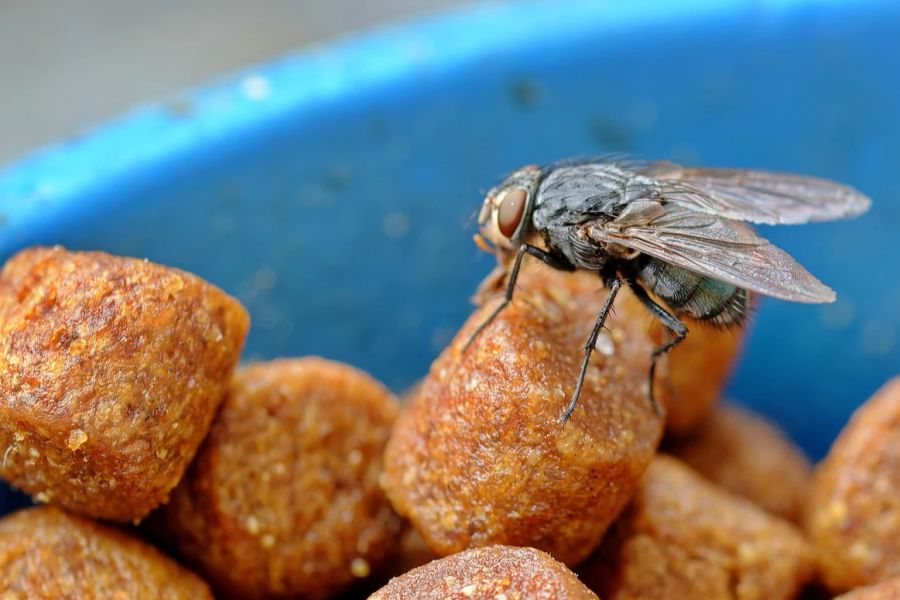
[638,162,871,225]
[587,204,835,302]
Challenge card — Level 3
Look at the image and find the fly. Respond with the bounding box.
[466,158,871,422]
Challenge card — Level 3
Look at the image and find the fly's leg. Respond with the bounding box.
[463,244,573,353]
[559,277,622,423]
[627,282,688,415]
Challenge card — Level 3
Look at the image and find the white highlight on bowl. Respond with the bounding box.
[241,75,271,101]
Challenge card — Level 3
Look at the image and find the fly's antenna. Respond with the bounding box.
[463,187,490,229]
[472,233,496,254]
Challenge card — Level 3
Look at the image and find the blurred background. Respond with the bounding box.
[1,0,898,461]
[0,1,471,164]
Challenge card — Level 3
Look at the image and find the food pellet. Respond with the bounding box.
[0,246,249,522]
[383,268,663,565]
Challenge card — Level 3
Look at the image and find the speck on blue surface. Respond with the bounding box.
[0,0,899,515]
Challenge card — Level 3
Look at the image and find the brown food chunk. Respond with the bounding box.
[0,506,212,599]
[834,576,900,599]
[656,322,745,435]
[619,288,747,435]
[667,403,812,522]
[156,358,402,600]
[382,268,664,565]
[474,262,745,436]
[0,246,249,522]
[370,545,598,600]
[581,455,814,600]
[806,377,900,592]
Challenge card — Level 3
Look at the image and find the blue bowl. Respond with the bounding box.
[1,0,898,517]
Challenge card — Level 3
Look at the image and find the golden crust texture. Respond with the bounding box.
[580,456,814,600]
[625,287,748,435]
[382,268,664,565]
[0,246,249,522]
[157,357,402,600]
[370,545,598,600]
[806,377,900,592]
[0,506,212,599]
[834,576,900,599]
[667,403,812,522]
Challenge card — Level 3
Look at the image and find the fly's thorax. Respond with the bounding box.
[592,231,641,260]
[531,162,648,228]
[534,220,613,272]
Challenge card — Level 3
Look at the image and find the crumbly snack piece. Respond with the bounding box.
[626,286,747,435]
[370,545,598,600]
[581,455,814,600]
[157,358,402,600]
[473,262,743,436]
[667,402,812,522]
[382,268,664,565]
[806,377,900,592]
[0,246,249,522]
[834,576,900,599]
[0,506,212,599]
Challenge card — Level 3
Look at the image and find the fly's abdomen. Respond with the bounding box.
[639,258,748,327]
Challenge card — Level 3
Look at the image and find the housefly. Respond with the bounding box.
[468,158,871,422]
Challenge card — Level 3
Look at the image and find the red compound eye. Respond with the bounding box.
[498,188,527,238]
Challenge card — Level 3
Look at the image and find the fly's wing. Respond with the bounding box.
[637,162,871,225]
[587,204,836,302]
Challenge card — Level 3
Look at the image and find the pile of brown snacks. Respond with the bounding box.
[0,506,214,598]
[0,246,898,600]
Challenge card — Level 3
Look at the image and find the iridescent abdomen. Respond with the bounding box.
[639,257,748,326]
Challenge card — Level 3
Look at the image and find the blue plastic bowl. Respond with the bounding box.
[1,0,898,516]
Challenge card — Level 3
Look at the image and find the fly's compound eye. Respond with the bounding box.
[497,188,527,238]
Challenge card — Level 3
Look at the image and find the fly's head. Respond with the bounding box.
[476,164,543,255]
